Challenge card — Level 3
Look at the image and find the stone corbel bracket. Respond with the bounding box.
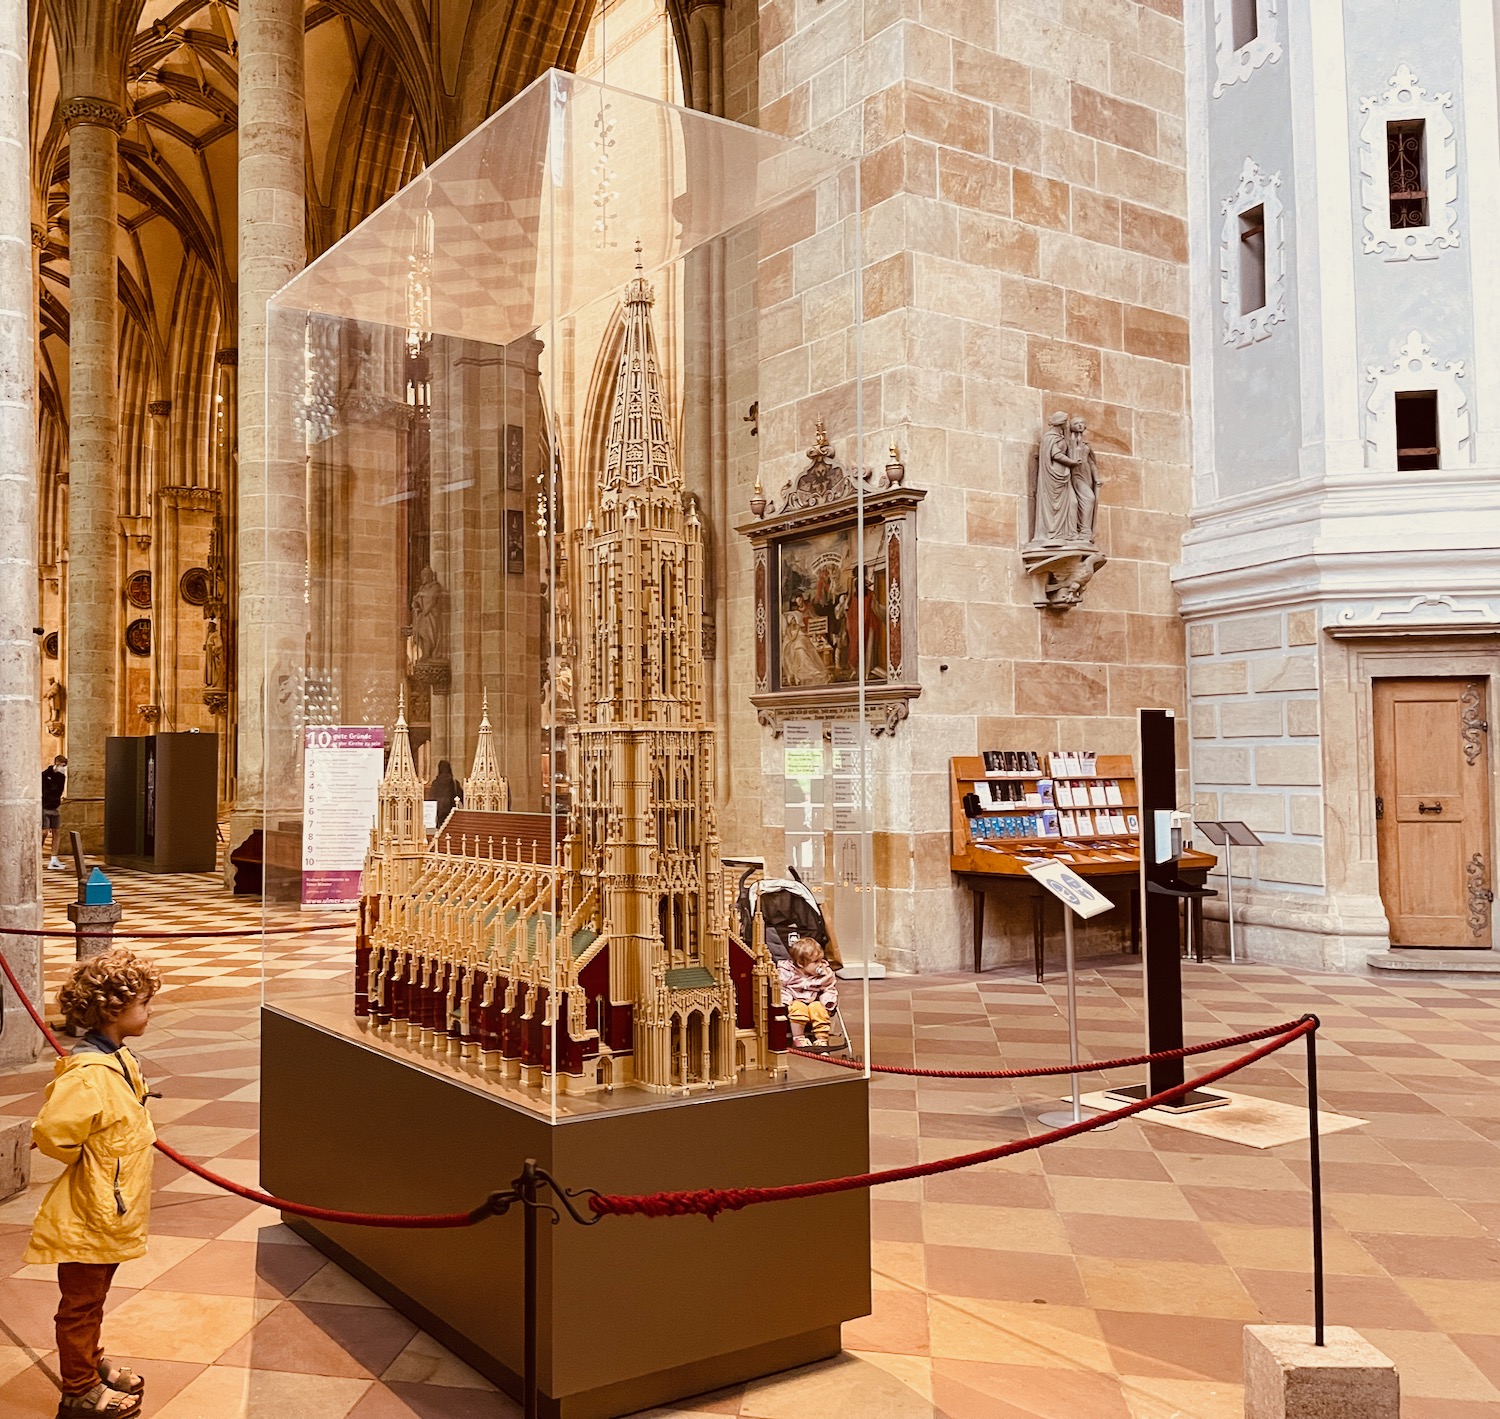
[1021,545,1108,610]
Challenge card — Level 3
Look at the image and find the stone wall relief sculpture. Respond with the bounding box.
[1022,412,1106,609]
[1219,158,1287,347]
[408,564,451,692]
[1358,65,1459,261]
[1212,0,1281,97]
[738,423,923,736]
[1364,330,1470,469]
[43,676,64,739]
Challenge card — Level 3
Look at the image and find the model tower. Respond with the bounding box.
[572,244,734,1089]
[464,691,508,811]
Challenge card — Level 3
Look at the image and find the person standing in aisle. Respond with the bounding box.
[42,755,67,870]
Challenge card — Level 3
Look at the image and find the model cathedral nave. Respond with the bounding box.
[354,257,790,1098]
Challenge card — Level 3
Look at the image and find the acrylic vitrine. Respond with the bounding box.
[259,69,877,1129]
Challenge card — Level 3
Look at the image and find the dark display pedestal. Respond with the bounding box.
[260,1008,872,1419]
[104,733,218,872]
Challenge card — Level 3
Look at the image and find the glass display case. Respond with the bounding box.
[261,71,873,1125]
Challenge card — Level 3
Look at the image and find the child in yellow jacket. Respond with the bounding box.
[27,950,162,1418]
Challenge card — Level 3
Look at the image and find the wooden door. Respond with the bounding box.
[1374,678,1492,947]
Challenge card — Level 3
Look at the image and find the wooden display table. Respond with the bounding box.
[949,755,1216,975]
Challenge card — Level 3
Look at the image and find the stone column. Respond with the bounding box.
[231,0,306,875]
[59,98,124,846]
[0,0,43,1063]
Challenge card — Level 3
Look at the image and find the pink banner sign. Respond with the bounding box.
[302,725,387,910]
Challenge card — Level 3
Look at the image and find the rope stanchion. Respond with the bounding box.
[591,1017,1319,1220]
[789,1016,1307,1080]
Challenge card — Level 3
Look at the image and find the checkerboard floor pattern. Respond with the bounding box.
[4,872,1500,1417]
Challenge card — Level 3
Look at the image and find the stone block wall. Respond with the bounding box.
[744,0,1195,970]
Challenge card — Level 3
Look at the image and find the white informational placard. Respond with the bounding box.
[301,725,386,909]
[783,720,825,885]
[1022,858,1114,919]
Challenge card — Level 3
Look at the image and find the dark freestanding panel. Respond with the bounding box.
[104,733,218,872]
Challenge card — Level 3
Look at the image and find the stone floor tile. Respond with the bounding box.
[151,1364,374,1418]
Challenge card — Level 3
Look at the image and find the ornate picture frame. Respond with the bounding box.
[737,425,923,736]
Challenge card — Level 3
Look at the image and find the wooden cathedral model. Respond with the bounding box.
[355,254,789,1096]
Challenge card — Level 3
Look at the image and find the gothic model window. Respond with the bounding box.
[1387,120,1428,229]
[1212,0,1280,96]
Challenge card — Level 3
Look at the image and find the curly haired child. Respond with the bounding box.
[776,933,838,1048]
[27,950,162,1418]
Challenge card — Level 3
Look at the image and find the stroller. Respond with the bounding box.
[736,866,851,1053]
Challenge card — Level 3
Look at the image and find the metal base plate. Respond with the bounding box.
[1102,1083,1231,1114]
[1037,1107,1117,1132]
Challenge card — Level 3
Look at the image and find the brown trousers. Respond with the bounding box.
[55,1262,118,1395]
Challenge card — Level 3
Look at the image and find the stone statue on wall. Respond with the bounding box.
[1023,411,1107,609]
[44,676,64,737]
[204,619,225,689]
[410,566,444,663]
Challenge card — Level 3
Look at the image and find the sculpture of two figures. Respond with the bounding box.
[1023,412,1107,608]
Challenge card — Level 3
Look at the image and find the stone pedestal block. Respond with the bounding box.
[66,902,122,960]
[0,1118,30,1202]
[1244,1326,1399,1419]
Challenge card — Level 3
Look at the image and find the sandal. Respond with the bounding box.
[97,1363,145,1397]
[56,1383,142,1417]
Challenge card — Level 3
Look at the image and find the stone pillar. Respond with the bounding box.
[59,99,124,846]
[231,0,307,874]
[0,0,43,1064]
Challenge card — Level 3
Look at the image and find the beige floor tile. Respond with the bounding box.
[1121,1375,1243,1419]
[1047,1175,1198,1221]
[739,1351,934,1419]
[927,1297,1112,1370]
[0,1343,39,1386]
[100,1290,279,1364]
[857,1352,934,1402]
[380,1329,496,1389]
[921,1201,1072,1253]
[1359,1328,1500,1402]
[289,1262,388,1309]
[151,1365,372,1418]
[870,1239,927,1292]
[1077,1258,1259,1320]
[1327,1193,1487,1237]
[1398,1278,1500,1336]
[1203,1224,1381,1276]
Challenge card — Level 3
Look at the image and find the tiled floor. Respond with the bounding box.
[3,866,1500,1416]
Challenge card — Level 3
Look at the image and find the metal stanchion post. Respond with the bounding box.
[521,1158,540,1419]
[1305,1022,1325,1346]
[1224,838,1236,964]
[1037,907,1115,1132]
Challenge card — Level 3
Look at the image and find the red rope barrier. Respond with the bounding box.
[591,1018,1318,1220]
[790,1016,1307,1079]
[0,949,510,1230]
[4,922,354,940]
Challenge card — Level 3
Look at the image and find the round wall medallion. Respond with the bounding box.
[179,566,212,606]
[42,631,58,659]
[125,618,151,656]
[125,570,152,609]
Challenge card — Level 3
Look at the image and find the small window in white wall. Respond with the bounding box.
[1359,66,1457,260]
[1386,120,1427,230]
[1213,0,1280,96]
[1395,392,1440,471]
[1365,331,1470,469]
[1238,206,1266,313]
[1219,161,1285,345]
[1231,0,1258,50]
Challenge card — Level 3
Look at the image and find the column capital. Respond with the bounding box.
[30,224,47,249]
[147,399,172,417]
[215,346,238,367]
[61,97,126,133]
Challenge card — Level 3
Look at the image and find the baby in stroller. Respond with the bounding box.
[778,933,838,1049]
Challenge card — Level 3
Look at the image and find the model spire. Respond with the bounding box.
[377,689,425,847]
[602,238,679,495]
[465,689,508,811]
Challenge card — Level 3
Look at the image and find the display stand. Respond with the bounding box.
[1194,820,1264,963]
[1024,861,1116,1132]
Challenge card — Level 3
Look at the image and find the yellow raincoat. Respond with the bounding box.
[25,1044,156,1265]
